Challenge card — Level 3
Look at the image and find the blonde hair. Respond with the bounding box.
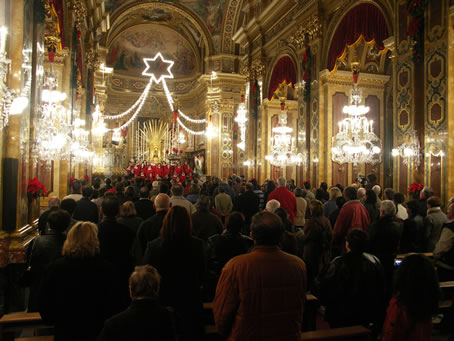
[120,201,137,217]
[62,222,99,258]
[329,187,342,200]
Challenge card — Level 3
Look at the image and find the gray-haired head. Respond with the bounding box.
[381,200,396,217]
[265,199,280,212]
[277,177,286,187]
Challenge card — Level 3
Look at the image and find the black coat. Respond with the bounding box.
[400,214,425,253]
[136,210,168,256]
[143,237,206,340]
[98,217,135,308]
[39,255,118,341]
[73,197,99,223]
[38,207,58,235]
[313,252,385,328]
[191,210,223,241]
[28,231,66,311]
[97,299,176,341]
[134,199,155,221]
[235,190,260,224]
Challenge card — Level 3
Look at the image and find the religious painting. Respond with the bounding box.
[104,0,129,12]
[107,24,197,78]
[159,0,227,51]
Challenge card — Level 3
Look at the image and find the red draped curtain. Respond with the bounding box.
[50,0,65,48]
[327,3,389,71]
[268,56,297,100]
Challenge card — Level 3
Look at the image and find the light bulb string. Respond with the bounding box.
[104,79,153,120]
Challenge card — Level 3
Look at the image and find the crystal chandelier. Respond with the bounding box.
[331,71,382,165]
[32,64,73,165]
[392,130,421,166]
[71,119,94,164]
[265,99,306,167]
[235,93,248,151]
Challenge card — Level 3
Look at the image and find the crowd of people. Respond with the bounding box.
[26,172,454,340]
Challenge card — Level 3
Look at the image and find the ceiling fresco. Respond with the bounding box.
[106,24,198,78]
[104,0,228,51]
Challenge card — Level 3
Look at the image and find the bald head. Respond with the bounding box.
[357,188,366,200]
[48,196,60,208]
[154,193,170,211]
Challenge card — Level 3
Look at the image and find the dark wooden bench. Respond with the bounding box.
[300,325,371,340]
[440,281,454,289]
[0,312,53,340]
[15,337,53,341]
[396,252,433,259]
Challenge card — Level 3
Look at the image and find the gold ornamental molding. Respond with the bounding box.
[289,14,322,48]
[320,70,390,89]
[86,45,100,71]
[72,0,88,31]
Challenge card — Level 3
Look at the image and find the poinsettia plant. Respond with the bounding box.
[27,178,48,200]
[408,182,423,199]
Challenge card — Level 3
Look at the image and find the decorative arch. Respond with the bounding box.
[267,55,298,100]
[323,1,393,71]
[105,1,215,57]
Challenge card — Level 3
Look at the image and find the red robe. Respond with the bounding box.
[175,166,183,176]
[267,186,297,224]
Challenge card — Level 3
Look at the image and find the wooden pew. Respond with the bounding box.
[439,281,454,289]
[15,337,53,341]
[0,312,52,340]
[300,325,371,340]
[396,252,433,259]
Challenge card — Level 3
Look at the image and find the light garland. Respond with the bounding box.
[177,117,207,136]
[178,110,206,123]
[111,87,149,132]
[104,83,150,120]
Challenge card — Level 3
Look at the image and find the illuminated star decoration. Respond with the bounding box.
[142,52,174,84]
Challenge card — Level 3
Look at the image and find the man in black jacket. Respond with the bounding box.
[73,186,99,223]
[98,196,135,309]
[235,183,260,224]
[313,229,385,331]
[97,265,175,341]
[134,186,155,221]
[136,193,169,257]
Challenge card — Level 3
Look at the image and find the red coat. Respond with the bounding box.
[267,187,297,224]
[382,296,432,341]
[332,200,370,255]
[175,166,183,176]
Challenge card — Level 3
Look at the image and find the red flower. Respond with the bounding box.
[27,177,48,198]
[180,150,184,153]
[69,177,75,183]
[166,150,169,154]
[408,182,423,194]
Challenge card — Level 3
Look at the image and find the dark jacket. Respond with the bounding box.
[28,231,66,312]
[39,255,118,341]
[38,207,58,235]
[136,210,168,256]
[134,199,155,221]
[364,202,379,224]
[400,214,425,253]
[73,197,99,223]
[313,252,385,328]
[206,231,253,299]
[143,237,206,340]
[191,210,223,241]
[302,216,332,289]
[117,216,143,265]
[97,299,176,341]
[235,190,260,224]
[98,217,135,308]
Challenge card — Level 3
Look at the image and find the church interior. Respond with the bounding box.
[0,0,454,339]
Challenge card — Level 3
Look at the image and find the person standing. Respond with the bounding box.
[213,211,307,340]
[332,187,371,256]
[235,183,260,225]
[424,196,447,252]
[134,186,155,221]
[267,177,297,224]
[73,186,99,223]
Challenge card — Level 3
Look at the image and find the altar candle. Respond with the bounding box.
[0,27,7,54]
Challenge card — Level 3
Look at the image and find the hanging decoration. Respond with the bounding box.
[301,45,312,102]
[406,0,429,63]
[331,66,382,165]
[235,92,248,151]
[98,52,209,139]
[392,130,422,167]
[265,98,306,167]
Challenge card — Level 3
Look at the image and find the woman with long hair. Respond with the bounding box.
[382,254,439,340]
[143,206,205,341]
[364,189,380,223]
[39,222,117,341]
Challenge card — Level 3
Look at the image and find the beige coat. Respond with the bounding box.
[295,197,307,227]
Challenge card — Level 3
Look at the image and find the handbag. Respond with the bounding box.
[17,239,36,287]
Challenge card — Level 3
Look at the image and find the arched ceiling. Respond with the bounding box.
[107,24,198,78]
[104,0,230,53]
